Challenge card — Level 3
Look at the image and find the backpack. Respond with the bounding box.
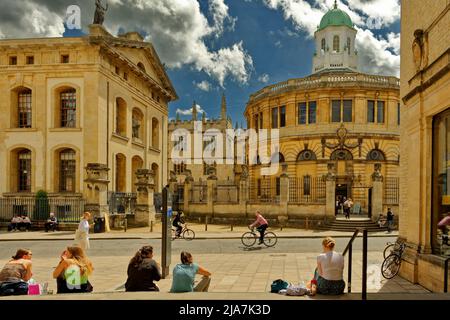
[270,279,289,293]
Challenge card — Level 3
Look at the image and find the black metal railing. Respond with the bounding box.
[445,257,450,293]
[342,228,368,300]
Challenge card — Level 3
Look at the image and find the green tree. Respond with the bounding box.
[34,190,50,221]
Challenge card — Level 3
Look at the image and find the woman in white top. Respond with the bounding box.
[75,212,91,251]
[307,237,345,295]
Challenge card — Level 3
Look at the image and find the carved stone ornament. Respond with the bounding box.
[169,170,177,182]
[241,165,249,180]
[321,123,362,158]
[326,162,336,181]
[371,163,383,182]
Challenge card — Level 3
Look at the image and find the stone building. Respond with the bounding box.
[243,2,401,225]
[399,0,450,292]
[0,24,177,227]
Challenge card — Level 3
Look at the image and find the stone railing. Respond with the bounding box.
[248,72,400,103]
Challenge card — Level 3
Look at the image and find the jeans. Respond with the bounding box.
[194,276,211,292]
[387,220,393,232]
[256,224,268,242]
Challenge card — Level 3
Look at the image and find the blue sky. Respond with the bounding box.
[0,0,401,127]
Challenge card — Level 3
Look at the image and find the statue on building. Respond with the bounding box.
[93,0,108,25]
[325,162,336,181]
[371,163,383,181]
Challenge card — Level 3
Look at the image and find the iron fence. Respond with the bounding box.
[289,176,326,204]
[0,197,85,223]
[249,177,280,203]
[384,177,399,205]
[108,192,137,215]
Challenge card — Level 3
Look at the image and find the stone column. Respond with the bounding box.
[134,169,155,227]
[207,175,217,219]
[325,162,336,221]
[279,163,289,217]
[184,175,193,216]
[84,163,110,218]
[371,163,383,221]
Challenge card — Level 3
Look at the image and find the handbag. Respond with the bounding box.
[270,279,289,293]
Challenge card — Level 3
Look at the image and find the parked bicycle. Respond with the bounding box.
[172,224,195,241]
[383,240,403,259]
[241,227,278,247]
[381,241,407,279]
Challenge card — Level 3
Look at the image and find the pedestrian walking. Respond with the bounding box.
[75,212,91,250]
[386,208,394,232]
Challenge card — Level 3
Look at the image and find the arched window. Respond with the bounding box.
[60,89,76,128]
[15,88,32,128]
[297,150,317,161]
[333,35,340,52]
[330,149,353,160]
[132,108,143,140]
[271,152,285,164]
[116,98,127,136]
[17,149,32,192]
[115,154,126,192]
[137,62,146,73]
[131,156,144,192]
[152,163,159,192]
[321,38,326,52]
[303,175,311,196]
[367,149,386,161]
[347,37,351,55]
[152,118,159,149]
[59,149,76,192]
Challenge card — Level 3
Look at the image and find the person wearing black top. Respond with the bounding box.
[386,208,394,233]
[172,211,185,237]
[125,246,161,292]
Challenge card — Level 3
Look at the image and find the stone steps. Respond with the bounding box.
[316,219,388,232]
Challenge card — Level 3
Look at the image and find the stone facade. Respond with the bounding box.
[399,0,450,292]
[0,25,177,226]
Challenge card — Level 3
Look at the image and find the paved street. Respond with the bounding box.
[0,236,430,295]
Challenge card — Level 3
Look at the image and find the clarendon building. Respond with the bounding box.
[0,24,177,228]
[175,3,401,227]
[399,0,450,292]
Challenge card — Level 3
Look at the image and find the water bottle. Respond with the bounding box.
[41,282,48,295]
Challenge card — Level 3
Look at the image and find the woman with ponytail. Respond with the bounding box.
[125,246,161,292]
[53,246,94,293]
[0,249,33,296]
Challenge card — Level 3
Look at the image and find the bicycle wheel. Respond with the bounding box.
[381,254,401,279]
[241,232,257,247]
[263,232,278,247]
[182,228,195,241]
[383,243,396,259]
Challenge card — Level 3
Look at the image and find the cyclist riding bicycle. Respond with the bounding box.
[249,210,268,245]
[172,211,185,237]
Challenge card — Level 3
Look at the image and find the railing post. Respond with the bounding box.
[445,258,449,293]
[348,242,352,293]
[362,229,368,300]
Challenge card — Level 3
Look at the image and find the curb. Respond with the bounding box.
[0,233,398,241]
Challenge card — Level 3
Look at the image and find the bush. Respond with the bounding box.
[34,190,50,221]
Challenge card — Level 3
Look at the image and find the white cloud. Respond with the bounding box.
[258,73,270,83]
[106,0,253,86]
[195,80,212,91]
[275,40,282,48]
[176,103,207,116]
[262,0,400,76]
[209,0,237,37]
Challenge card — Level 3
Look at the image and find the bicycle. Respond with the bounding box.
[383,240,403,259]
[241,227,278,247]
[172,224,195,241]
[381,241,407,279]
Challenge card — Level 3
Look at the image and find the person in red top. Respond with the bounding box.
[438,213,450,245]
[249,210,269,245]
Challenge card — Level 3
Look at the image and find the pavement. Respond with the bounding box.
[0,221,399,241]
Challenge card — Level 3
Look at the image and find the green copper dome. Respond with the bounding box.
[318,5,353,31]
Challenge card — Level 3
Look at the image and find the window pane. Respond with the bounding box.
[280,106,286,127]
[367,100,375,123]
[432,111,450,254]
[18,151,31,192]
[331,100,341,122]
[61,90,76,128]
[309,101,317,124]
[377,101,385,123]
[303,175,311,196]
[298,102,307,124]
[60,150,76,192]
[397,103,400,125]
[276,177,280,196]
[343,100,352,122]
[272,107,278,129]
[333,36,340,52]
[18,90,32,128]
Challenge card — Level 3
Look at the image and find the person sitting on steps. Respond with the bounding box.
[249,210,269,245]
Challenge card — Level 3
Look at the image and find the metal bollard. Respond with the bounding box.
[231,224,233,232]
[205,216,208,231]
[150,221,153,233]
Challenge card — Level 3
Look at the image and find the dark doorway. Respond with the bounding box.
[368,187,373,218]
[336,184,348,198]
